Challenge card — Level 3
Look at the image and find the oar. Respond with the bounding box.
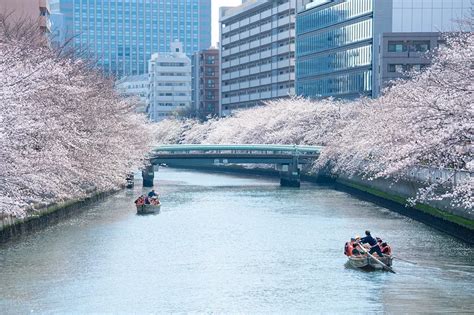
[393,256,417,265]
[356,243,396,274]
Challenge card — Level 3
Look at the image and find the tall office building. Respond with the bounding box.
[147,41,192,122]
[192,48,220,119]
[57,0,211,77]
[296,0,472,99]
[220,0,297,116]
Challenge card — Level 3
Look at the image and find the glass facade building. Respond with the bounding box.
[296,0,376,99]
[295,0,472,99]
[58,0,211,77]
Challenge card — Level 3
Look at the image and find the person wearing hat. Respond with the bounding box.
[359,230,384,257]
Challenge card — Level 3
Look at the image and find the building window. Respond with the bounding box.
[388,41,406,52]
[388,64,404,73]
[412,40,430,52]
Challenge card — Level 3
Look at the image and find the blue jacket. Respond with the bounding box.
[360,235,377,246]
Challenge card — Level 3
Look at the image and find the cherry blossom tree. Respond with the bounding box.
[0,16,155,218]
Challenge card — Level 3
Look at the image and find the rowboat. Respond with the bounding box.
[136,203,161,215]
[348,255,393,270]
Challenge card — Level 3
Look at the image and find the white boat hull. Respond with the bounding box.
[136,204,161,214]
[348,255,393,269]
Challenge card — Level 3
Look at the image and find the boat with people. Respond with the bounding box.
[135,190,161,214]
[344,230,394,273]
[125,173,134,188]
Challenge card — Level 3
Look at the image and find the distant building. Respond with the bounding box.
[192,48,220,119]
[296,0,472,99]
[219,0,297,116]
[116,74,149,113]
[379,32,445,91]
[56,0,211,78]
[147,41,192,122]
[0,0,51,34]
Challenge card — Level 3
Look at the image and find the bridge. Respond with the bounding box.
[142,144,323,187]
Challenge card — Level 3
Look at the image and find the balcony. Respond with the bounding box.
[249,14,260,24]
[231,33,240,43]
[249,27,260,37]
[230,83,240,91]
[231,96,240,103]
[239,55,250,64]
[222,37,231,46]
[240,81,250,89]
[222,73,231,80]
[222,49,231,57]
[222,61,230,69]
[222,85,231,93]
[240,95,250,102]
[260,91,272,99]
[277,2,290,13]
[222,97,231,105]
[239,68,250,77]
[260,64,271,72]
[260,77,272,85]
[261,8,271,19]
[260,50,271,59]
[261,22,272,32]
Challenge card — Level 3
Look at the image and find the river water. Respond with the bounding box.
[1,168,473,313]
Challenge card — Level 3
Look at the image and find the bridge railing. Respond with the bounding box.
[151,144,323,156]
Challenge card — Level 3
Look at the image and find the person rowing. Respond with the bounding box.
[358,230,384,258]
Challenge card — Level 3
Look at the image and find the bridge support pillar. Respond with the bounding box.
[279,157,300,188]
[142,165,154,187]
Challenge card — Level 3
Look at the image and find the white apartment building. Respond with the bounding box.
[116,74,148,113]
[219,0,297,116]
[147,41,192,122]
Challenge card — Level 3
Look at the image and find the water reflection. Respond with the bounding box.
[0,168,473,313]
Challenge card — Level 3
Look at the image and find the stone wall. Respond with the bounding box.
[0,190,118,244]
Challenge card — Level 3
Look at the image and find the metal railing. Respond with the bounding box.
[152,144,323,156]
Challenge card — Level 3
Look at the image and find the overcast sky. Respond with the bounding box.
[212,0,242,46]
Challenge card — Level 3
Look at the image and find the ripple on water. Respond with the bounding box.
[0,168,473,313]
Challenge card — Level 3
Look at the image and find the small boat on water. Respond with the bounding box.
[135,192,161,215]
[126,173,134,188]
[136,203,161,215]
[344,232,395,273]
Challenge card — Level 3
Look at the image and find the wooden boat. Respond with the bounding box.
[136,203,161,215]
[348,255,393,270]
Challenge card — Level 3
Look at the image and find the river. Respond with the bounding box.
[1,168,473,313]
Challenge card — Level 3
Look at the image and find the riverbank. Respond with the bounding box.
[163,164,473,244]
[0,190,119,244]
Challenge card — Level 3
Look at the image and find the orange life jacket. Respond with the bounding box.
[382,245,392,255]
[344,242,354,256]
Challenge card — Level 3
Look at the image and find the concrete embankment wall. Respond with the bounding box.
[0,190,118,244]
[167,164,474,244]
[334,174,473,244]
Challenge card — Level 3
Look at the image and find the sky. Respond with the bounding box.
[212,0,242,46]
